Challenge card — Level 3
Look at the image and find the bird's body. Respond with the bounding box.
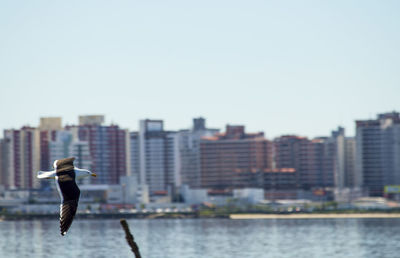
[55,165,80,236]
[37,157,96,236]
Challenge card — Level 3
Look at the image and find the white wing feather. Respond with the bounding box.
[37,170,57,179]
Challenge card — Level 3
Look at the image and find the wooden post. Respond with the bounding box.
[120,219,142,258]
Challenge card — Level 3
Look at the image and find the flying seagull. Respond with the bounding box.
[37,157,97,236]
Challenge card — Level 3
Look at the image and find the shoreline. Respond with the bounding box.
[3,212,400,221]
[230,213,400,219]
[0,212,200,221]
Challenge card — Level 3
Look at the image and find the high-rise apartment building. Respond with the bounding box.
[67,117,130,185]
[311,137,335,188]
[129,132,140,183]
[0,138,4,186]
[356,112,400,196]
[331,128,346,189]
[330,127,356,190]
[200,125,273,190]
[49,129,92,183]
[178,118,219,188]
[131,120,179,199]
[274,135,336,190]
[2,127,41,189]
[274,136,311,189]
[344,137,356,187]
[273,135,308,172]
[39,117,62,171]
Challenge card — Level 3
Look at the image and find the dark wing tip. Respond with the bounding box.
[59,200,78,236]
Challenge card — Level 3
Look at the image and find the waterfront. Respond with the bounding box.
[1,218,400,258]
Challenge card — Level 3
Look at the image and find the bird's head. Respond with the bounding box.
[75,168,97,179]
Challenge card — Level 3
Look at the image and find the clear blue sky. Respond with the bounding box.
[1,0,399,138]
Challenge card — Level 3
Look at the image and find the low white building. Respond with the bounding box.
[334,187,363,202]
[180,185,208,205]
[181,185,265,205]
[233,188,264,204]
[79,176,149,205]
[120,175,149,204]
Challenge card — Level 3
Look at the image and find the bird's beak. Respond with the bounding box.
[91,173,97,177]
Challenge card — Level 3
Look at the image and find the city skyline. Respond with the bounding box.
[1,1,399,138]
[0,112,396,139]
[2,112,400,202]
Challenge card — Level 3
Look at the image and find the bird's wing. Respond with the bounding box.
[59,199,79,236]
[37,170,56,179]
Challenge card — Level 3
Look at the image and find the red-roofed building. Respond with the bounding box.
[200,125,273,190]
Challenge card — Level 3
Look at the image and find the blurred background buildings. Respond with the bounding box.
[1,112,400,206]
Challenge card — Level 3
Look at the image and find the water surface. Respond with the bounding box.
[1,218,399,257]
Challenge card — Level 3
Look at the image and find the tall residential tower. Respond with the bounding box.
[356,112,400,196]
[131,120,179,200]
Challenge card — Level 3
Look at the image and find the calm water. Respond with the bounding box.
[1,218,400,258]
